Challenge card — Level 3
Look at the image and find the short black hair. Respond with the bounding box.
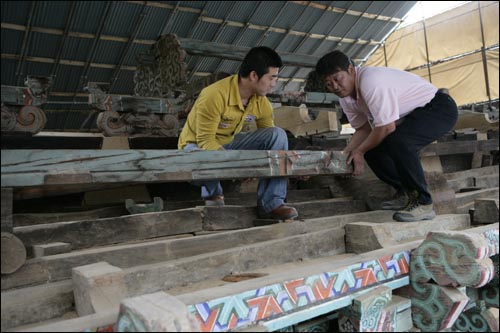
[315,50,354,78]
[239,46,282,79]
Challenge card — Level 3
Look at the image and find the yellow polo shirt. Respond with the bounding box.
[178,74,275,150]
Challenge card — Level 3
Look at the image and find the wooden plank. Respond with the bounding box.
[344,214,471,254]
[2,211,394,291]
[291,198,366,219]
[13,206,128,227]
[1,227,346,330]
[421,139,498,157]
[1,150,352,188]
[14,208,203,254]
[177,242,417,332]
[0,280,74,331]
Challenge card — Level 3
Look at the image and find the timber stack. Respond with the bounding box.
[1,121,499,331]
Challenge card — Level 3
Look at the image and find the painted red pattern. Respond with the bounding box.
[246,295,283,320]
[192,251,412,332]
[198,307,220,332]
[284,278,306,304]
[398,257,410,274]
[354,268,378,286]
[227,313,239,330]
[312,275,336,300]
[377,255,393,274]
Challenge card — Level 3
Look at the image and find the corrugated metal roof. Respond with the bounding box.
[1,0,417,131]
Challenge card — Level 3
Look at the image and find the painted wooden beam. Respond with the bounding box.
[1,150,351,188]
[407,223,499,331]
[178,38,321,68]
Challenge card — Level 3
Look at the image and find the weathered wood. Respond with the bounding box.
[403,283,469,331]
[1,188,13,233]
[1,232,27,274]
[32,242,71,258]
[178,38,320,68]
[1,226,346,330]
[1,280,74,331]
[345,214,471,254]
[290,198,366,219]
[178,242,415,332]
[411,224,499,288]
[456,187,499,209]
[425,171,457,214]
[407,224,499,331]
[454,110,499,132]
[1,150,352,188]
[420,138,499,157]
[2,211,391,291]
[203,206,257,230]
[338,285,393,332]
[273,106,340,137]
[116,292,200,332]
[14,208,203,254]
[124,227,346,297]
[473,198,499,224]
[73,262,127,316]
[13,206,128,227]
[453,304,500,332]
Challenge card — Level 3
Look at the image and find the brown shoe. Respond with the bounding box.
[204,195,225,207]
[259,205,298,220]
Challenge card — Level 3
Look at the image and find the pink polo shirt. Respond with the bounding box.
[340,67,438,128]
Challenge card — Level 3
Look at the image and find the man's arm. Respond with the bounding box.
[255,98,275,128]
[345,121,396,176]
[343,121,371,154]
[195,95,225,150]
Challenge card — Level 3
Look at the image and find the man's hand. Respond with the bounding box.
[345,150,364,176]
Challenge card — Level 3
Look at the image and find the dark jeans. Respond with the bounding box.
[364,91,458,204]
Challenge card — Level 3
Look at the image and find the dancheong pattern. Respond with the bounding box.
[187,251,410,332]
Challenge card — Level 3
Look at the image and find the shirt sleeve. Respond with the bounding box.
[195,92,225,150]
[255,98,275,128]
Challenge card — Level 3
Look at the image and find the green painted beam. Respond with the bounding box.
[1,149,351,188]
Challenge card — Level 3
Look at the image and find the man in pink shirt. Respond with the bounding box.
[315,50,458,222]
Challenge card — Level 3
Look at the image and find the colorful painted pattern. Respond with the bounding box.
[482,228,500,257]
[187,251,410,332]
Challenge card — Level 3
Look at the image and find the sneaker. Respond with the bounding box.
[259,205,298,220]
[393,198,436,222]
[204,195,225,207]
[381,191,409,210]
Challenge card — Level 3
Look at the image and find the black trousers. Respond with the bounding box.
[364,91,458,204]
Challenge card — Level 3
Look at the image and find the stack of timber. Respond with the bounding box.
[1,128,499,332]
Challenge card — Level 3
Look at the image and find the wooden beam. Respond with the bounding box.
[177,38,321,68]
[421,139,499,157]
[1,150,352,188]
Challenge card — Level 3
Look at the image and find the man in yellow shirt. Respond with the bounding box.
[178,46,298,220]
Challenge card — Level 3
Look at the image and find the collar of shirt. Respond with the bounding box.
[228,74,251,112]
